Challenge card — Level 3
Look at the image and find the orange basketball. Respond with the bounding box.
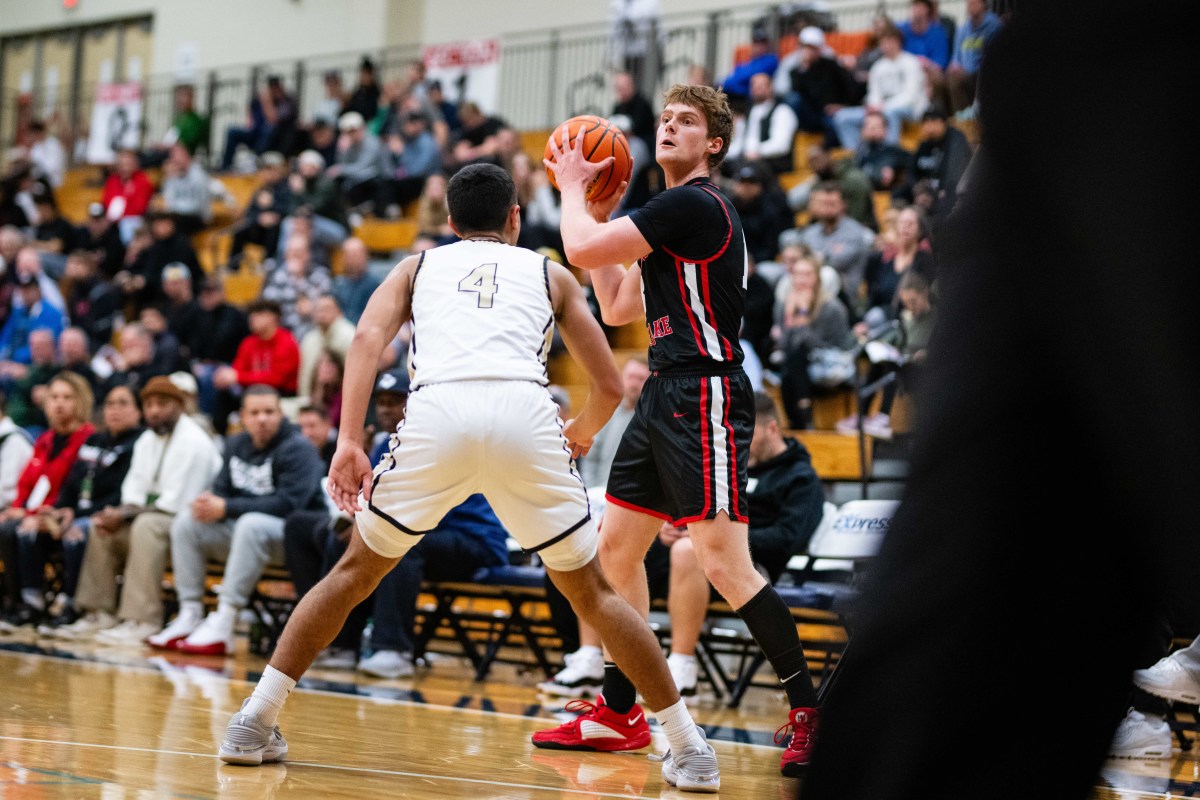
[544,114,633,203]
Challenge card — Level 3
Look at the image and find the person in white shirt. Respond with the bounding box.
[580,356,649,492]
[27,121,66,189]
[832,23,929,151]
[725,72,800,177]
[56,376,222,644]
[0,401,34,508]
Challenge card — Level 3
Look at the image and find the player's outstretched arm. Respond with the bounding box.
[549,262,622,459]
[328,255,417,513]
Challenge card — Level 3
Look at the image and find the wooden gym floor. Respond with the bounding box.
[0,638,1197,798]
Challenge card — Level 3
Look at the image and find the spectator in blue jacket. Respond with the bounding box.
[0,274,64,366]
[718,27,780,113]
[945,0,1002,115]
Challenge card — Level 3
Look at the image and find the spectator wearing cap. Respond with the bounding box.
[326,111,388,215]
[64,250,122,352]
[229,151,293,266]
[220,75,299,172]
[61,374,222,645]
[728,162,793,266]
[210,299,300,436]
[781,26,864,148]
[77,201,126,279]
[100,149,155,245]
[159,142,215,235]
[832,23,928,152]
[382,110,442,212]
[724,72,799,178]
[909,106,973,218]
[331,237,379,325]
[298,293,355,402]
[279,150,348,260]
[718,26,780,113]
[0,274,65,366]
[149,384,324,656]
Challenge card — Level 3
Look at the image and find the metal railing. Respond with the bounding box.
[3,0,938,168]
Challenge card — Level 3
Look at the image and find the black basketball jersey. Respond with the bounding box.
[628,177,748,373]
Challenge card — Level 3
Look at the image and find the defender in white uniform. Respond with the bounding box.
[219,164,720,793]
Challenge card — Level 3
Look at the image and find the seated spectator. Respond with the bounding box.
[149,384,324,655]
[314,71,347,128]
[344,56,383,125]
[609,113,656,215]
[138,305,187,376]
[158,142,214,235]
[15,383,144,632]
[0,372,94,629]
[781,26,863,148]
[718,26,780,113]
[0,327,59,434]
[449,102,510,172]
[611,71,657,156]
[852,110,914,195]
[0,394,34,508]
[63,250,122,352]
[159,263,202,353]
[780,181,877,317]
[9,245,66,314]
[832,23,928,152]
[96,322,174,399]
[308,349,345,430]
[909,107,973,218]
[260,234,334,341]
[220,75,299,172]
[425,79,461,149]
[578,356,649,493]
[26,120,66,189]
[331,237,379,325]
[27,187,78,279]
[641,392,825,694]
[415,172,454,244]
[280,150,348,262]
[787,143,879,232]
[511,152,563,255]
[945,0,1002,116]
[382,111,442,213]
[296,404,336,465]
[58,375,222,644]
[77,201,126,279]
[57,327,98,393]
[326,111,388,216]
[724,72,800,178]
[211,299,300,435]
[101,149,155,245]
[728,162,793,266]
[899,0,951,109]
[117,211,202,313]
[0,275,65,367]
[298,294,354,402]
[150,83,210,165]
[229,149,295,262]
[859,204,936,323]
[187,275,250,421]
[770,245,855,429]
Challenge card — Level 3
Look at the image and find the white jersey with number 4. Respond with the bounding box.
[409,239,555,388]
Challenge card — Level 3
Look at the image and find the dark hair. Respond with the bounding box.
[28,119,46,134]
[297,404,328,418]
[753,391,781,422]
[813,179,845,197]
[242,384,281,403]
[447,163,517,235]
[247,298,283,317]
[104,381,143,413]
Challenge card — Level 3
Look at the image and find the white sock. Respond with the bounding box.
[21,588,44,610]
[576,645,602,659]
[244,666,296,726]
[180,601,205,622]
[668,652,696,666]
[215,602,238,623]
[655,698,707,753]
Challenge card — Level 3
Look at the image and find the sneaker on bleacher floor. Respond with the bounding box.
[1108,708,1172,759]
[311,647,358,671]
[41,610,118,640]
[778,706,820,777]
[218,698,288,766]
[537,647,604,698]
[94,619,160,647]
[653,726,721,793]
[357,649,414,679]
[834,414,861,435]
[861,413,893,440]
[148,605,205,650]
[176,609,237,656]
[532,697,652,752]
[667,653,698,697]
[1133,651,1200,704]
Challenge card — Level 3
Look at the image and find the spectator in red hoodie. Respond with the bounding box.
[101,149,156,247]
[210,299,299,435]
[0,371,95,629]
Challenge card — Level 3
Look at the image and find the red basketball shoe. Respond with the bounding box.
[532,697,652,752]
[778,706,820,777]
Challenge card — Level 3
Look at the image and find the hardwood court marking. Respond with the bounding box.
[0,735,659,798]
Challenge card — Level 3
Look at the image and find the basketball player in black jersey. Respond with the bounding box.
[535,84,820,777]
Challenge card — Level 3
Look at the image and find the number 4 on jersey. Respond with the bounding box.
[458,263,499,308]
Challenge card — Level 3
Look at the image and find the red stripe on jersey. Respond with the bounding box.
[663,185,738,361]
[699,256,735,361]
[697,185,734,261]
[604,493,673,522]
[699,376,713,520]
[673,256,709,356]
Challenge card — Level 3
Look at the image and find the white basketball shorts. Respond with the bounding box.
[355,380,598,572]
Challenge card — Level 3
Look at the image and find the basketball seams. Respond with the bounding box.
[544,115,632,203]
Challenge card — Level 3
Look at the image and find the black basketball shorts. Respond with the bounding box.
[605,369,752,526]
